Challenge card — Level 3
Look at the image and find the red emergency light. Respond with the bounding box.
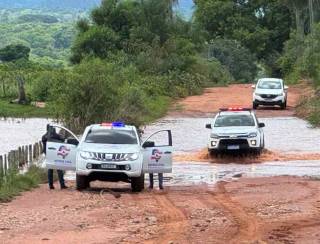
[219,107,251,112]
[101,122,125,127]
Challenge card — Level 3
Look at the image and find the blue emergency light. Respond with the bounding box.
[112,122,125,127]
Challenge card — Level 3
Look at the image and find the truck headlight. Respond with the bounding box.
[80,151,93,160]
[248,132,257,138]
[250,140,257,146]
[210,133,219,139]
[125,153,139,161]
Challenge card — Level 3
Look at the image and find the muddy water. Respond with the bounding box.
[143,116,320,153]
[167,161,320,186]
[0,118,50,155]
[64,160,320,186]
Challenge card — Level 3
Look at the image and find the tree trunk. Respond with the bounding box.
[17,76,27,104]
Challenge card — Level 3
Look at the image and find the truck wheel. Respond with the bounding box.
[208,149,217,157]
[280,101,286,110]
[253,102,258,109]
[131,174,145,192]
[254,148,262,156]
[76,174,89,190]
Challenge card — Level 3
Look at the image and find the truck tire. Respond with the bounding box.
[76,174,89,190]
[253,102,258,109]
[131,174,145,192]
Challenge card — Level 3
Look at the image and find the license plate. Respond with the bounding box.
[101,164,117,169]
[227,145,240,150]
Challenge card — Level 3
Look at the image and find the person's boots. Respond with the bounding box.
[49,185,55,190]
[60,185,68,190]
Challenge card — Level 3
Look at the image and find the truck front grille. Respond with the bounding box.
[260,94,278,99]
[219,139,249,147]
[92,153,127,162]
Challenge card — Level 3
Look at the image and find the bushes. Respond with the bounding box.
[280,24,320,85]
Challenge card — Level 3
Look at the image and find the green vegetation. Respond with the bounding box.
[278,1,320,126]
[0,99,52,118]
[0,166,48,202]
[0,9,79,66]
[1,0,320,127]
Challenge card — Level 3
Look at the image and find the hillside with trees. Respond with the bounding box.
[0,0,319,127]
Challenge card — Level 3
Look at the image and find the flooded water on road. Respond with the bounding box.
[0,118,50,155]
[64,160,320,186]
[167,160,320,186]
[143,116,320,153]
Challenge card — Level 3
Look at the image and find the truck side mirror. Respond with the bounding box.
[251,84,256,89]
[258,123,265,128]
[143,141,155,148]
[284,85,289,91]
[205,124,212,129]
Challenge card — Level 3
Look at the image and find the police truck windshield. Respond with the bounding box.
[85,130,138,144]
[214,114,255,127]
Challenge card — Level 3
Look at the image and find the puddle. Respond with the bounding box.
[143,116,320,153]
[0,118,50,155]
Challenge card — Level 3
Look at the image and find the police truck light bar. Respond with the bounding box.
[101,122,125,127]
[219,107,252,112]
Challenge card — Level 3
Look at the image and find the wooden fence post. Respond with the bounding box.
[28,145,32,165]
[0,155,3,177]
[4,154,7,175]
[18,147,22,166]
[39,141,43,155]
[24,145,28,166]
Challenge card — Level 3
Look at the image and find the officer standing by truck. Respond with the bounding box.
[42,124,68,190]
[149,173,164,190]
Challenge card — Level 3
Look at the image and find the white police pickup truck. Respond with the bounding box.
[44,122,173,192]
[206,108,265,155]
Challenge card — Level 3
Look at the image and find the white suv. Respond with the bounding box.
[44,122,173,192]
[206,108,265,155]
[252,78,288,109]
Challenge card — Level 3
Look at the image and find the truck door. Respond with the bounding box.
[45,125,79,171]
[142,130,173,174]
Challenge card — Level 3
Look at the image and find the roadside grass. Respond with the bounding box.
[143,96,171,124]
[296,93,320,127]
[0,166,48,202]
[0,99,53,118]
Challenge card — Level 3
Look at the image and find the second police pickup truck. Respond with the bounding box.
[206,107,265,155]
[44,122,173,192]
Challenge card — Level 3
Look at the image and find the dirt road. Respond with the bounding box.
[169,83,310,118]
[1,84,320,244]
[1,177,319,244]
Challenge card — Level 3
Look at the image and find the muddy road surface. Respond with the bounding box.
[1,84,320,244]
[1,177,319,244]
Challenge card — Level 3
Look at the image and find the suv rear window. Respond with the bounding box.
[214,114,255,127]
[85,129,138,144]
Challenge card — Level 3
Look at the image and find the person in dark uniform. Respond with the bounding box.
[149,173,163,190]
[42,124,67,190]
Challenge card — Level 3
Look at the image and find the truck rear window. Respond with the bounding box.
[85,129,138,144]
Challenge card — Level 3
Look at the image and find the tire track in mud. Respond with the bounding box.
[147,193,189,244]
[209,182,263,244]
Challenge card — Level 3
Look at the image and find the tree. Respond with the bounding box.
[0,44,30,62]
[0,44,33,104]
[194,0,293,74]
